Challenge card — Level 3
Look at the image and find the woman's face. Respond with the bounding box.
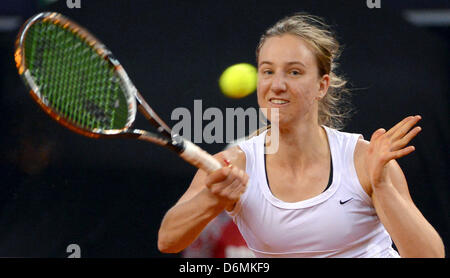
[257,34,329,127]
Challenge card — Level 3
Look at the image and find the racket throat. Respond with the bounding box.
[136,96,173,139]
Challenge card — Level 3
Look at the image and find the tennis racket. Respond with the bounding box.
[14,12,222,173]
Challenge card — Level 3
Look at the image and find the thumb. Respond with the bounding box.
[371,128,386,141]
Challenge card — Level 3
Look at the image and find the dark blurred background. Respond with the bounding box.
[0,0,448,257]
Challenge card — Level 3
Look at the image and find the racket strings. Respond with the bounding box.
[24,21,129,130]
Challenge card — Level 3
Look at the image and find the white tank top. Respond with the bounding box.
[227,126,400,258]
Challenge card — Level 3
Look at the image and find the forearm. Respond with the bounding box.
[157,188,226,253]
[372,183,445,258]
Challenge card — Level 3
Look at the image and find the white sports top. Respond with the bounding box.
[228,126,400,258]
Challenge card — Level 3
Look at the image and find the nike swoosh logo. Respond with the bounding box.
[339,198,353,205]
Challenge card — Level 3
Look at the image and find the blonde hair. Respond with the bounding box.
[256,13,352,130]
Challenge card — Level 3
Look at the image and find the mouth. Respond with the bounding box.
[269,98,290,105]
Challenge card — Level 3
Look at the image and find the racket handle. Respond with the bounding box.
[180,140,222,173]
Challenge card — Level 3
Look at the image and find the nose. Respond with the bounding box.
[271,73,287,94]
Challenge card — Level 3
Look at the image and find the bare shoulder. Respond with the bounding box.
[353,138,373,197]
[354,137,370,157]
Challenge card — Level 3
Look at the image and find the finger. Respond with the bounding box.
[220,177,242,198]
[224,168,246,191]
[237,172,249,194]
[386,116,422,139]
[213,170,246,200]
[234,169,248,191]
[229,186,245,201]
[370,128,386,141]
[389,115,422,139]
[241,170,249,186]
[205,166,232,188]
[209,174,238,194]
[232,177,248,197]
[384,116,415,137]
[222,166,241,188]
[208,165,241,191]
[388,145,416,160]
[391,126,422,151]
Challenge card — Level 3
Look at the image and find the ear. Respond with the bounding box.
[317,74,330,99]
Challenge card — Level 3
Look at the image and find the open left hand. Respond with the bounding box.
[365,115,422,188]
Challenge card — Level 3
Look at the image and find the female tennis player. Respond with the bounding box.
[157,13,445,258]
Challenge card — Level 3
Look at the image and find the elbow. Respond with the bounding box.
[400,238,445,258]
[400,249,445,258]
[421,246,445,258]
[157,235,168,253]
[157,231,183,254]
[157,235,174,254]
[157,240,173,254]
[428,236,445,258]
[434,239,446,258]
[157,239,175,254]
[421,245,446,258]
[158,243,184,255]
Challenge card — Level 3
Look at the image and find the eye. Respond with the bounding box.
[260,69,273,76]
[289,69,302,76]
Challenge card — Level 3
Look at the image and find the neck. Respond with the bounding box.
[266,122,330,169]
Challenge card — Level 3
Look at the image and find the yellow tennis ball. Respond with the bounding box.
[219,63,257,98]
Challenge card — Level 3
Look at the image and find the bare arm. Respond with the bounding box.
[355,116,445,257]
[157,147,247,253]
